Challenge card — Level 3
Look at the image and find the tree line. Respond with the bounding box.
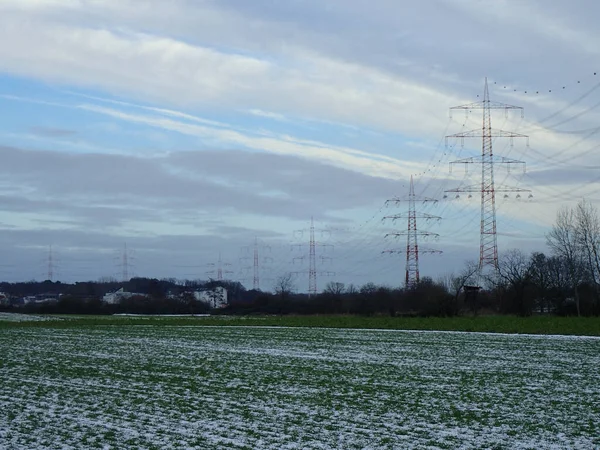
[1,199,600,317]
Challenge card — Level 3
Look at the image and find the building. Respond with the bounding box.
[195,286,228,308]
[102,288,146,305]
[23,293,60,305]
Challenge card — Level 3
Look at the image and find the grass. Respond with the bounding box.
[1,324,599,449]
[1,313,600,336]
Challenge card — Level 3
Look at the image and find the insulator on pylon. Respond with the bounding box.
[468,194,472,199]
[455,194,460,199]
[504,194,509,199]
[528,194,533,199]
[443,194,448,199]
[516,194,521,199]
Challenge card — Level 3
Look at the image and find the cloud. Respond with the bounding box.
[75,102,420,179]
[29,126,77,138]
[2,0,599,170]
[0,145,400,227]
[247,109,288,122]
[0,4,464,137]
[0,0,598,285]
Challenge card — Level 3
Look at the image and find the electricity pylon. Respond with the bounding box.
[444,77,531,273]
[241,237,273,290]
[383,176,441,288]
[118,243,135,282]
[47,245,56,281]
[207,253,233,281]
[292,217,334,296]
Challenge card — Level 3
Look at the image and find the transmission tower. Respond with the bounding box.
[122,244,129,281]
[383,176,442,288]
[207,253,233,281]
[444,78,531,272]
[47,245,56,281]
[309,218,317,294]
[254,239,260,290]
[121,243,135,282]
[241,238,273,290]
[115,243,135,282]
[293,217,335,296]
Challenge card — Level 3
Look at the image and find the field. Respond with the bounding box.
[1,317,600,449]
[4,314,600,336]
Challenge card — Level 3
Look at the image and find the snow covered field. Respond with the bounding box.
[1,325,599,449]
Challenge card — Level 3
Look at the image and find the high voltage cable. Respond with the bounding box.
[489,71,598,97]
[438,73,600,238]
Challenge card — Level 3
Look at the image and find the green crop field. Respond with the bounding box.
[3,313,600,337]
[1,314,600,449]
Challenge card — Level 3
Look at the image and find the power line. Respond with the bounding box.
[489,71,598,97]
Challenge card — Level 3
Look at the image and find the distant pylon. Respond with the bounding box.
[122,243,129,282]
[240,238,273,290]
[292,217,335,296]
[116,243,135,282]
[207,253,233,281]
[217,253,224,281]
[405,177,420,286]
[309,217,317,295]
[253,237,260,290]
[444,77,531,272]
[384,176,441,288]
[47,245,54,281]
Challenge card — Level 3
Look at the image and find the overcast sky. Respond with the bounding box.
[0,0,599,290]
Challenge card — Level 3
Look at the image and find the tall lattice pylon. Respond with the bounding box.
[240,238,273,290]
[120,243,134,282]
[47,245,55,281]
[444,78,531,273]
[115,243,135,282]
[308,217,317,295]
[292,217,334,296]
[384,176,441,288]
[207,253,233,281]
[253,237,260,290]
[122,243,128,282]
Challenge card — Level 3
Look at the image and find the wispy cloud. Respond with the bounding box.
[29,126,77,138]
[247,109,288,121]
[0,0,598,283]
[75,103,423,179]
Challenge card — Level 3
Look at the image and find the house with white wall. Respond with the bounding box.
[103,288,147,305]
[194,286,228,308]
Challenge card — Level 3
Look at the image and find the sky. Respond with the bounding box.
[0,0,599,291]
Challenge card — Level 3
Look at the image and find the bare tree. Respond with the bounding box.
[452,261,480,294]
[345,284,358,295]
[360,282,378,296]
[324,281,345,296]
[530,252,552,313]
[575,199,600,310]
[274,273,295,300]
[498,249,534,315]
[547,206,586,316]
[447,260,480,313]
[546,255,569,295]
